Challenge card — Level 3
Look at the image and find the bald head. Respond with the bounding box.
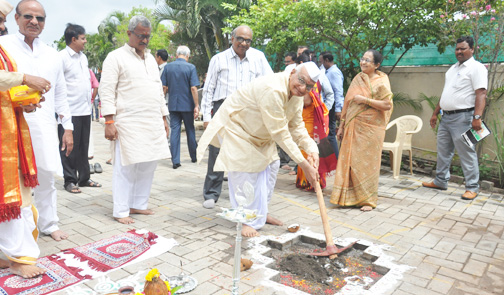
[231,25,253,59]
[16,0,45,16]
[15,0,46,43]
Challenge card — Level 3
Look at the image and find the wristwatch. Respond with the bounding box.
[473,115,481,120]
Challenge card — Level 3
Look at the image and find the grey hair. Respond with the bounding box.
[128,15,151,31]
[176,45,190,57]
[231,25,252,37]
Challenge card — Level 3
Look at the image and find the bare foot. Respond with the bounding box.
[281,164,292,171]
[115,216,135,224]
[130,208,155,215]
[288,171,296,176]
[9,262,45,278]
[0,259,9,268]
[50,230,68,241]
[360,206,373,212]
[241,225,259,237]
[266,214,284,226]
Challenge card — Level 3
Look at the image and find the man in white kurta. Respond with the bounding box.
[0,0,73,242]
[99,16,170,225]
[0,0,50,279]
[197,62,321,237]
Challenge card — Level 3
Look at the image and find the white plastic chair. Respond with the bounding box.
[382,115,423,179]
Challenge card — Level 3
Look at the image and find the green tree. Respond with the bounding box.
[53,8,172,72]
[154,0,253,76]
[227,0,444,78]
[113,7,172,53]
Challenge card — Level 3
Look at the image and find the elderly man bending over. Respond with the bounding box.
[197,62,321,237]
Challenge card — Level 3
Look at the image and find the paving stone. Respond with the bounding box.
[399,282,444,295]
[423,255,463,271]
[433,239,457,253]
[427,274,455,294]
[438,266,480,285]
[446,249,470,263]
[463,259,488,276]
[411,262,439,279]
[30,123,504,295]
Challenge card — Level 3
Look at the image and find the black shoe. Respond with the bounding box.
[223,176,228,181]
[90,164,95,174]
[173,163,181,169]
[191,159,197,163]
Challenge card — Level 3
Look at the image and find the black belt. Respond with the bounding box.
[443,107,474,115]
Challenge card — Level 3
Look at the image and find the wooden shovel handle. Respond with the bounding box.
[314,181,335,248]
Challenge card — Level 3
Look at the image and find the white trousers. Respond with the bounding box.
[228,160,280,229]
[33,168,59,235]
[113,141,158,218]
[0,205,39,264]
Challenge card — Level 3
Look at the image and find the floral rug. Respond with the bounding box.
[0,256,91,295]
[63,230,158,272]
[0,230,176,295]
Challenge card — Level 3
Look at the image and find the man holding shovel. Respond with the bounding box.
[197,62,321,237]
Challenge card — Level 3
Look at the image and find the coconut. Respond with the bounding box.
[287,224,300,233]
[240,258,253,271]
[144,274,170,295]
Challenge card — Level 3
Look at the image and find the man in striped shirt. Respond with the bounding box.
[201,25,273,209]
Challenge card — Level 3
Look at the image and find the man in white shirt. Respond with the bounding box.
[201,25,273,209]
[0,0,50,278]
[197,62,321,237]
[0,0,74,242]
[59,23,101,194]
[156,49,169,124]
[423,36,487,200]
[100,15,170,225]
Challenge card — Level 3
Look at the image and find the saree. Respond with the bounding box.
[296,81,337,190]
[0,45,38,223]
[330,71,392,208]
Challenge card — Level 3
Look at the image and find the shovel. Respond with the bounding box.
[308,181,355,259]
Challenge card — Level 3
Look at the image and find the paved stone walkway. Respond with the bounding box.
[44,122,504,295]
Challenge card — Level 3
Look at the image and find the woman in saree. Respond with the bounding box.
[330,49,393,211]
[296,82,337,190]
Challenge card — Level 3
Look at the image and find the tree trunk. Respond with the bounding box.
[201,29,212,60]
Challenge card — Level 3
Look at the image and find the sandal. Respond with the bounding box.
[106,159,112,165]
[80,180,102,188]
[64,183,81,194]
[94,163,103,173]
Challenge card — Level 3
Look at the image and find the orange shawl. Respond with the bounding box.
[330,71,392,208]
[0,45,38,222]
[296,81,337,190]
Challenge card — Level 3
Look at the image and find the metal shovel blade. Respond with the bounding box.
[308,242,357,257]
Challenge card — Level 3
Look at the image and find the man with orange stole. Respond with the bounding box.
[0,0,52,279]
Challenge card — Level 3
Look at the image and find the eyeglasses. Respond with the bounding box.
[22,14,45,23]
[132,31,151,40]
[297,74,314,91]
[360,57,373,63]
[235,36,252,45]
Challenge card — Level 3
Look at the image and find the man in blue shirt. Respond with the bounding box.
[322,52,344,156]
[161,46,200,169]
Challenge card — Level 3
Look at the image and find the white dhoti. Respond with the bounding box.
[112,140,158,218]
[228,160,280,229]
[0,171,39,265]
[33,168,59,235]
